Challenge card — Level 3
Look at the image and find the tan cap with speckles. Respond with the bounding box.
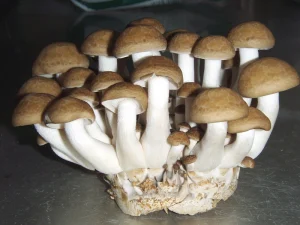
[61,68,95,89]
[128,18,165,34]
[90,72,124,92]
[167,131,190,146]
[168,32,200,54]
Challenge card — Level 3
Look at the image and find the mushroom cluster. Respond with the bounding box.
[12,19,299,216]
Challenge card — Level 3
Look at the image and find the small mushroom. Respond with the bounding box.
[190,88,248,172]
[114,26,166,67]
[81,29,119,72]
[178,122,191,133]
[60,67,96,89]
[240,156,255,168]
[44,97,122,174]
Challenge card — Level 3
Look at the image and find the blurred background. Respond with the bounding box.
[1,0,300,224]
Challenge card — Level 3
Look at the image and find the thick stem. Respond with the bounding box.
[85,122,111,144]
[116,99,147,171]
[105,109,117,144]
[65,119,122,174]
[185,97,197,127]
[98,56,118,72]
[193,122,227,172]
[132,51,160,67]
[142,76,171,168]
[220,130,255,168]
[178,54,195,82]
[34,124,94,170]
[202,60,222,88]
[247,93,279,159]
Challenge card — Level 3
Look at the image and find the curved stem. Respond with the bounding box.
[105,109,117,145]
[247,93,279,159]
[85,122,111,144]
[202,60,222,88]
[64,119,122,174]
[98,56,117,72]
[34,124,94,170]
[219,130,255,168]
[193,122,227,172]
[142,76,171,168]
[116,99,146,171]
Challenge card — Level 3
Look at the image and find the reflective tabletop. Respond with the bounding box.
[1,0,300,224]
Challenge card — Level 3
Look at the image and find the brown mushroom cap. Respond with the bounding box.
[114,26,167,58]
[228,107,271,133]
[241,156,255,168]
[190,88,248,123]
[178,122,191,131]
[186,127,202,141]
[182,155,197,165]
[32,42,89,76]
[45,97,95,126]
[128,17,165,34]
[61,68,95,89]
[90,72,124,92]
[68,87,99,106]
[168,32,200,54]
[239,57,300,98]
[132,56,183,89]
[12,93,55,127]
[228,21,275,49]
[167,131,190,146]
[37,134,48,146]
[101,82,148,114]
[177,82,201,98]
[192,36,235,60]
[18,77,61,97]
[81,29,118,56]
[164,29,188,42]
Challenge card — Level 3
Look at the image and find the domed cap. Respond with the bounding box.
[81,29,118,56]
[132,56,183,90]
[18,77,61,97]
[186,127,202,141]
[37,134,48,146]
[68,87,99,106]
[228,21,275,49]
[190,88,248,123]
[177,82,201,98]
[228,107,271,133]
[101,82,148,114]
[44,97,95,127]
[241,156,255,168]
[90,72,124,92]
[168,32,200,54]
[32,42,89,76]
[239,57,300,98]
[12,93,55,127]
[167,131,190,146]
[61,68,95,89]
[114,26,167,58]
[192,36,235,60]
[178,122,191,132]
[164,29,188,42]
[128,17,165,34]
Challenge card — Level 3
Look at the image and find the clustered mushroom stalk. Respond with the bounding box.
[142,75,171,168]
[247,93,279,158]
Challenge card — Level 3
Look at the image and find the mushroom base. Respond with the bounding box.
[106,167,240,216]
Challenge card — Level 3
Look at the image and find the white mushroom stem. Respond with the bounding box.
[219,130,255,168]
[85,122,111,144]
[116,99,147,171]
[132,51,160,67]
[202,60,222,88]
[50,146,76,164]
[193,122,227,171]
[64,119,122,174]
[105,109,117,144]
[224,135,232,145]
[247,93,279,159]
[177,54,195,82]
[166,145,185,172]
[94,108,108,134]
[98,56,118,72]
[142,75,171,168]
[185,98,197,127]
[34,124,94,170]
[184,139,198,156]
[136,129,142,140]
